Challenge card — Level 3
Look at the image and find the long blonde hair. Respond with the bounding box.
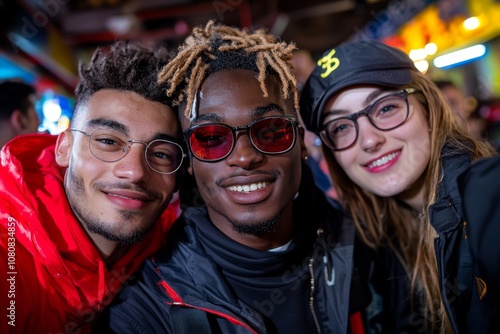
[321,70,495,332]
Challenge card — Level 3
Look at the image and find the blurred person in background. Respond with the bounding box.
[0,41,185,333]
[291,49,336,198]
[434,79,487,139]
[0,80,40,147]
[291,49,316,93]
[479,97,500,152]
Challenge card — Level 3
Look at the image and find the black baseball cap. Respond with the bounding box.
[0,80,36,118]
[300,39,417,135]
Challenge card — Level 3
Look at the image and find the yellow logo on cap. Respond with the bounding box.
[318,49,340,78]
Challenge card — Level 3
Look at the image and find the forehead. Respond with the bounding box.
[324,86,381,110]
[191,69,294,124]
[76,89,179,137]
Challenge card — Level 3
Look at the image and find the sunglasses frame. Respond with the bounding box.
[184,115,299,162]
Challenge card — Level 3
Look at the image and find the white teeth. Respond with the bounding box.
[367,152,399,168]
[227,182,270,193]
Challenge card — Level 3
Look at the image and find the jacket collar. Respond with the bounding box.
[429,143,472,234]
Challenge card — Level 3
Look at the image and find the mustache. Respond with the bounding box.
[92,181,162,201]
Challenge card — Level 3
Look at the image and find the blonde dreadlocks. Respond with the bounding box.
[158,20,299,119]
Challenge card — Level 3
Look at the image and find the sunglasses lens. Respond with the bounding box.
[189,124,233,161]
[250,117,295,153]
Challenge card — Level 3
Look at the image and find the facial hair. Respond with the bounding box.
[230,214,281,235]
[64,166,157,245]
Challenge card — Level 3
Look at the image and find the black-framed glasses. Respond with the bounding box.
[183,116,299,162]
[319,88,418,151]
[71,128,186,174]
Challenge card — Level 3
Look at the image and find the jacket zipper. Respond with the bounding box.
[308,257,322,334]
[161,281,259,334]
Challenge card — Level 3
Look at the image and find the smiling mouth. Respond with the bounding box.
[103,190,153,202]
[366,151,400,169]
[108,193,145,201]
[226,182,270,193]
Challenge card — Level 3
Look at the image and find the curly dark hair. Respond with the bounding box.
[74,41,175,117]
[158,20,298,119]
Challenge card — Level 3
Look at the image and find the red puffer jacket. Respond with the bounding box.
[0,134,179,334]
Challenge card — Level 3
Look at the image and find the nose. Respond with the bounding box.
[113,143,150,181]
[357,117,385,152]
[224,132,265,169]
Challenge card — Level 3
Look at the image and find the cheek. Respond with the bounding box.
[409,138,430,166]
[190,163,217,200]
[407,106,430,139]
[410,138,431,177]
[287,156,302,185]
[69,152,105,188]
[333,151,356,173]
[403,120,431,164]
[72,154,99,174]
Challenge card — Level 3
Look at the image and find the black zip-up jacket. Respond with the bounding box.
[458,155,500,305]
[97,167,421,333]
[430,146,498,333]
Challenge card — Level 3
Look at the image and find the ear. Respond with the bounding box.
[55,130,73,167]
[297,126,308,160]
[10,109,27,132]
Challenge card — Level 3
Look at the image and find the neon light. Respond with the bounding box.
[409,48,427,61]
[433,44,486,68]
[414,59,429,74]
[463,17,480,31]
[424,43,437,56]
[42,99,62,122]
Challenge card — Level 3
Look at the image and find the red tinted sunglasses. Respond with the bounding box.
[184,116,299,162]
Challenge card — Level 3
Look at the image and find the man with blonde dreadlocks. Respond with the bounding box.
[98,21,417,334]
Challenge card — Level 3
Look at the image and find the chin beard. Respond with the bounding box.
[85,217,149,245]
[231,214,280,235]
[72,195,152,245]
[64,166,153,245]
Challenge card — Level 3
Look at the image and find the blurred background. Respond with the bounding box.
[1,0,500,142]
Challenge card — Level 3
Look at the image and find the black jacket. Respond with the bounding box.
[430,147,498,333]
[97,167,420,333]
[458,155,500,313]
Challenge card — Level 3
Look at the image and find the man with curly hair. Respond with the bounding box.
[0,41,186,333]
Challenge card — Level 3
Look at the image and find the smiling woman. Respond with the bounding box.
[300,39,497,333]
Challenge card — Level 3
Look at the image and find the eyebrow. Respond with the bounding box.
[190,113,222,125]
[365,90,387,104]
[191,103,285,125]
[254,103,285,117]
[322,89,387,119]
[86,118,177,142]
[86,118,129,133]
